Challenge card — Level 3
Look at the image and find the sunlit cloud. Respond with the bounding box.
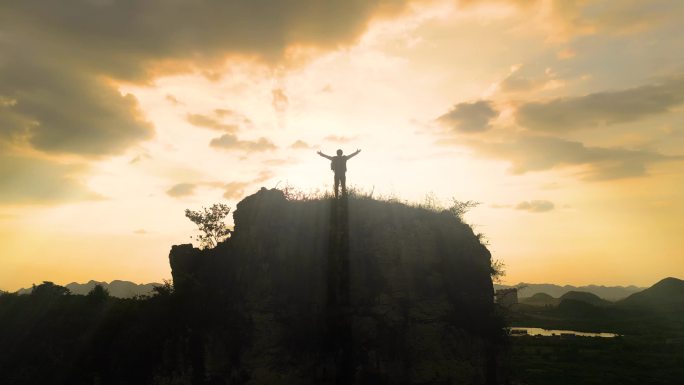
[271,88,289,114]
[437,100,498,133]
[515,200,555,213]
[166,183,197,198]
[186,114,238,133]
[290,140,314,150]
[516,77,684,132]
[468,134,683,180]
[210,134,277,152]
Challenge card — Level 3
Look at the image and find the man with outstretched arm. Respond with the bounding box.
[317,148,361,198]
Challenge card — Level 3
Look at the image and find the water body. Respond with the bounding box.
[509,327,619,338]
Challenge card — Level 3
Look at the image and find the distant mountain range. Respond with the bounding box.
[495,282,644,301]
[514,277,684,310]
[15,280,161,298]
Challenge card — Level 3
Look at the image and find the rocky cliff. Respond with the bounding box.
[169,188,503,384]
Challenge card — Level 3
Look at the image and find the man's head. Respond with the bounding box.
[336,149,343,156]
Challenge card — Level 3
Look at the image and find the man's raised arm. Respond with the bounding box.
[317,150,333,160]
[347,149,361,159]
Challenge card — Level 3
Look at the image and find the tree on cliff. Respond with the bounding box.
[185,203,232,249]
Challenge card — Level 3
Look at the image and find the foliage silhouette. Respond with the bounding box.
[185,203,232,249]
[86,284,110,302]
[31,281,70,298]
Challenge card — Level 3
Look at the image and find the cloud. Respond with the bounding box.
[165,94,182,105]
[223,171,274,199]
[129,153,152,164]
[517,77,684,132]
[133,229,148,235]
[438,100,498,133]
[1,0,411,156]
[324,135,356,143]
[0,154,100,204]
[166,171,273,200]
[469,134,683,180]
[187,114,238,132]
[272,88,289,114]
[187,108,253,133]
[290,140,313,149]
[0,57,154,156]
[210,134,277,152]
[515,200,555,213]
[166,183,197,198]
[500,66,563,93]
[223,182,251,200]
[458,0,681,40]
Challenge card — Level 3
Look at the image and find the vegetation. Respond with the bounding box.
[184,203,232,249]
[510,334,684,385]
[505,277,684,384]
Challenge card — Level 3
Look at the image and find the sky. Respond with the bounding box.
[1,0,683,291]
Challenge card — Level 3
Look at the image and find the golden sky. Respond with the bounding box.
[1,0,683,291]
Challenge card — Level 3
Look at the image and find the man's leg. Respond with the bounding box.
[334,174,340,198]
[341,174,346,196]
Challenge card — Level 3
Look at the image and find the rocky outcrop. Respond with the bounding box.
[169,188,503,384]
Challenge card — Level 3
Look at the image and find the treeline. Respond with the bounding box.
[0,281,189,385]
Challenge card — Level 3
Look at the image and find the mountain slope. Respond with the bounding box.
[618,277,684,310]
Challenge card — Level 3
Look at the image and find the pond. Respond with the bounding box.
[509,327,619,338]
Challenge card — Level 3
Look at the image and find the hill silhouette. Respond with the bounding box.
[519,292,558,306]
[496,283,642,300]
[618,277,684,311]
[559,291,611,306]
[15,280,160,298]
[0,188,505,385]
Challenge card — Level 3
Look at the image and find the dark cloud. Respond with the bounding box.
[438,100,498,133]
[1,1,409,81]
[290,140,313,149]
[515,200,555,213]
[210,134,277,152]
[470,134,682,180]
[0,154,100,204]
[0,56,154,156]
[166,183,197,198]
[1,0,410,156]
[517,77,684,132]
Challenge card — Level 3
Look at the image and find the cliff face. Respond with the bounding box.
[170,188,502,385]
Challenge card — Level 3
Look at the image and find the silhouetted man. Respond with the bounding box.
[317,149,361,198]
